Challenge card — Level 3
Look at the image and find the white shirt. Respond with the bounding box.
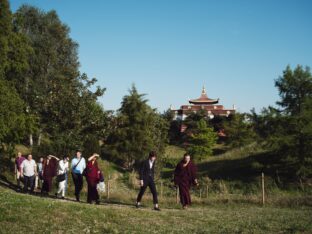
[20,159,36,177]
[149,160,154,169]
[58,160,69,175]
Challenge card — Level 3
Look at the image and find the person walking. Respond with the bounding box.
[136,151,160,211]
[14,152,25,191]
[35,157,43,189]
[85,154,101,204]
[174,153,198,209]
[20,154,37,194]
[71,150,86,202]
[41,155,59,196]
[55,156,69,199]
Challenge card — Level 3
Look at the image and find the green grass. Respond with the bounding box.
[1,144,312,233]
[0,186,311,233]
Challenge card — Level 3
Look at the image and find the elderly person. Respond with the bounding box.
[20,154,37,194]
[85,153,101,204]
[174,153,198,209]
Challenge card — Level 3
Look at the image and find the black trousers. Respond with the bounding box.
[23,175,35,193]
[137,177,158,204]
[72,173,83,197]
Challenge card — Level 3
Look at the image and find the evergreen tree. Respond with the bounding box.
[271,65,312,179]
[104,85,168,169]
[187,119,217,161]
[223,113,257,148]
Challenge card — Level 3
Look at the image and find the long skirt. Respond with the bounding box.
[41,176,53,193]
[178,183,191,206]
[87,182,99,203]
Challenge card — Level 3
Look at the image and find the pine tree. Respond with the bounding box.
[104,85,168,169]
[187,119,217,161]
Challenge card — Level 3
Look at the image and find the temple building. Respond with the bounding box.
[172,87,236,121]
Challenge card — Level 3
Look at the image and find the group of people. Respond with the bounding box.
[15,150,198,209]
[15,150,104,204]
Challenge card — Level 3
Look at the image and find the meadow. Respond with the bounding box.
[0,144,312,233]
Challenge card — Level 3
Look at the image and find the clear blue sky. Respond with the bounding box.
[10,0,312,113]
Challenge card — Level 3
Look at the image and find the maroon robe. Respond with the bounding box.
[174,160,197,206]
[42,158,57,193]
[86,161,100,202]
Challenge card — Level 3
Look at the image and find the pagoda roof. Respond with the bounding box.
[189,87,219,105]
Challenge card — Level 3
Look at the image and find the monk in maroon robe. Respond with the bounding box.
[41,155,59,195]
[85,154,101,204]
[174,153,198,209]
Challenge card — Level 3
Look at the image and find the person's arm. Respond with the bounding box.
[139,161,145,186]
[14,162,17,174]
[19,161,24,177]
[88,154,99,162]
[34,161,37,175]
[49,155,60,161]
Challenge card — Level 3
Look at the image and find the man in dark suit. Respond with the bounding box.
[136,151,160,211]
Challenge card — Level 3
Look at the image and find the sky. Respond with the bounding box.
[10,0,312,113]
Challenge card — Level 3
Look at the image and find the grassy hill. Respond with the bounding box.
[1,144,312,233]
[0,186,311,233]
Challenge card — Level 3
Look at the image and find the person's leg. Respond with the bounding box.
[72,173,79,199]
[149,180,159,208]
[30,176,35,193]
[23,176,29,193]
[35,175,38,189]
[64,173,68,194]
[94,186,100,204]
[87,183,92,203]
[46,177,52,193]
[77,174,83,199]
[59,181,66,198]
[136,183,148,204]
[16,171,21,189]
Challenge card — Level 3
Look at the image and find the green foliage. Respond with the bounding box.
[187,119,217,161]
[0,72,36,152]
[223,113,257,147]
[251,65,312,179]
[0,0,11,76]
[0,5,109,156]
[275,65,312,116]
[104,85,168,168]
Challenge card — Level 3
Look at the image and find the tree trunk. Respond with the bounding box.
[37,131,42,146]
[29,134,33,146]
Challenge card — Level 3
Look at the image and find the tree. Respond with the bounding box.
[275,65,312,116]
[0,79,35,151]
[187,119,217,161]
[10,5,108,154]
[104,85,168,169]
[0,0,11,76]
[271,65,312,179]
[223,113,257,148]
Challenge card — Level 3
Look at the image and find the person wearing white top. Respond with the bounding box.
[20,154,37,193]
[55,156,69,199]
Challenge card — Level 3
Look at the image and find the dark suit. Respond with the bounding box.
[137,159,158,204]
